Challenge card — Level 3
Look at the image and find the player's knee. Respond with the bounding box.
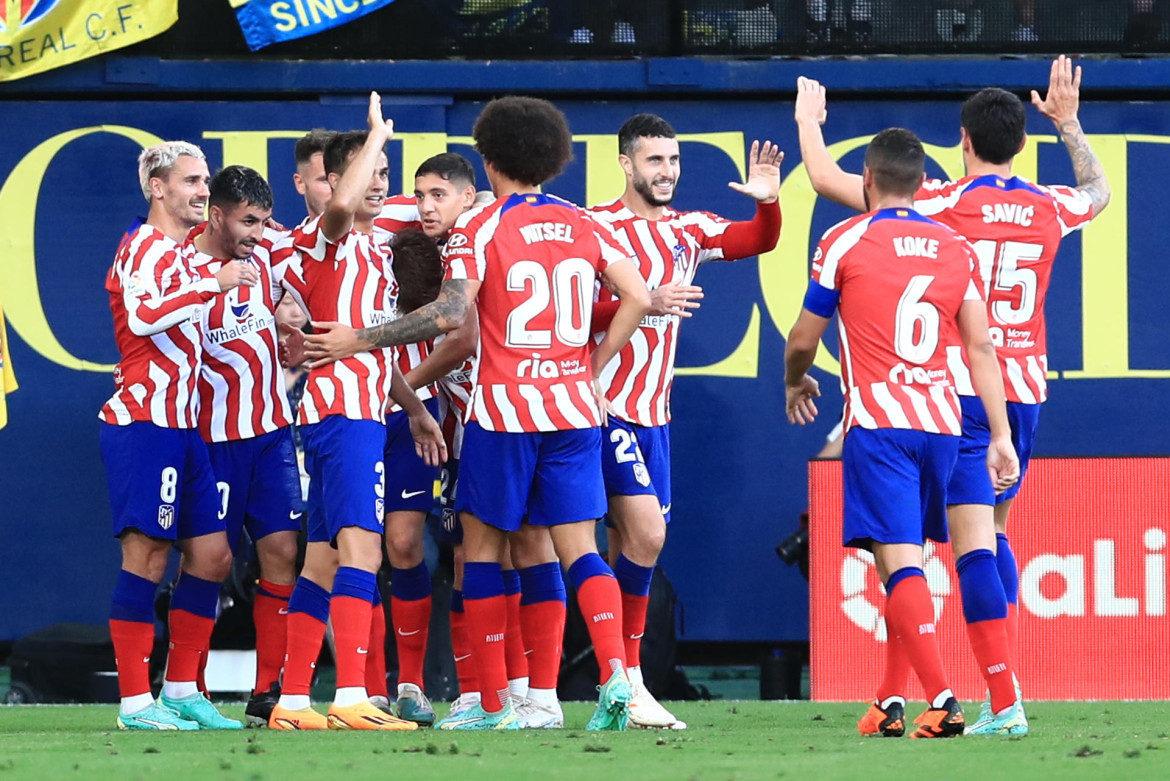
[626,521,667,561]
[384,524,422,564]
[257,532,299,583]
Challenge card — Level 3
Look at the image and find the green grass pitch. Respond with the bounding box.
[0,701,1168,780]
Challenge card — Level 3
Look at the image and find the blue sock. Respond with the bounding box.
[996,533,1020,606]
[884,566,923,596]
[450,589,464,614]
[288,577,332,623]
[463,562,504,600]
[518,562,567,606]
[390,562,432,602]
[956,549,1008,623]
[169,573,220,619]
[333,566,377,604]
[109,570,158,623]
[501,569,521,597]
[612,554,654,598]
[567,552,614,592]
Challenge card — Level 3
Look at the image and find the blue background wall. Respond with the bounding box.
[0,58,1167,643]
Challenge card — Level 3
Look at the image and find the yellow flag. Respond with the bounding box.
[0,289,16,430]
[0,1,178,82]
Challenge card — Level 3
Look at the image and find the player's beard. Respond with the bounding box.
[632,171,676,207]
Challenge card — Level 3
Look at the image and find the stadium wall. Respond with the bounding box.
[0,57,1167,644]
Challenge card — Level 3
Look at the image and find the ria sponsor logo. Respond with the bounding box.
[515,354,589,379]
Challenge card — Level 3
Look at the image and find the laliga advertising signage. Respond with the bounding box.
[0,98,1166,642]
[809,458,1170,701]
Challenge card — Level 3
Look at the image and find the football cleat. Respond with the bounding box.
[857,700,906,737]
[437,699,520,730]
[628,684,687,730]
[586,669,633,732]
[910,697,965,739]
[158,692,243,730]
[395,683,436,726]
[367,695,394,716]
[965,700,1029,736]
[245,684,281,728]
[975,674,1024,728]
[269,703,329,730]
[514,697,564,729]
[327,700,418,730]
[117,701,199,731]
[447,692,481,720]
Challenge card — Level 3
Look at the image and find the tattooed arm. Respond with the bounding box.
[1031,55,1111,215]
[303,279,479,368]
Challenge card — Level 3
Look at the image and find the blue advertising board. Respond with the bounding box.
[0,96,1166,643]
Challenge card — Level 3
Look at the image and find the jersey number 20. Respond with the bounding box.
[506,258,594,349]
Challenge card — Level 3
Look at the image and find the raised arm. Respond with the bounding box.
[794,76,867,212]
[1030,55,1111,216]
[320,92,396,241]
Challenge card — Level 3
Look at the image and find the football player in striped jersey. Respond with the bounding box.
[586,114,782,729]
[785,128,1020,739]
[794,55,1109,735]
[101,141,255,731]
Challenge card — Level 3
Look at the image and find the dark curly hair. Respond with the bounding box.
[391,229,443,314]
[618,113,676,158]
[209,165,273,211]
[472,96,573,186]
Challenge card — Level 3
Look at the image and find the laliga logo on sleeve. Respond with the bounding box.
[840,542,951,642]
[0,0,59,32]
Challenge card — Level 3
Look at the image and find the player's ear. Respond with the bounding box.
[326,172,341,191]
[462,185,476,208]
[959,127,972,154]
[619,154,634,178]
[292,172,306,196]
[1016,133,1028,156]
[149,176,166,201]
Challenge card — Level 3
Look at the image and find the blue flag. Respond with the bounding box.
[230,0,397,51]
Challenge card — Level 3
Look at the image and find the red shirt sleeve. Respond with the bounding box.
[716,200,781,260]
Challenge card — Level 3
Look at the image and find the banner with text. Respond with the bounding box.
[809,457,1170,701]
[0,1,177,82]
[230,0,397,51]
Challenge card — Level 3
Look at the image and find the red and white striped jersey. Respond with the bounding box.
[276,217,399,424]
[915,175,1094,404]
[585,199,735,427]
[805,208,984,436]
[100,220,222,428]
[373,194,422,245]
[183,225,294,442]
[443,193,633,433]
[435,332,476,457]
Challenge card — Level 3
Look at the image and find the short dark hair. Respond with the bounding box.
[472,97,573,186]
[415,152,476,189]
[209,165,273,211]
[960,87,1026,166]
[391,230,444,314]
[864,128,925,197]
[295,129,337,167]
[618,113,677,158]
[323,131,377,177]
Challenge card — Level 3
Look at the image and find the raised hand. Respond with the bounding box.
[215,260,258,292]
[728,139,783,203]
[649,283,704,318]
[366,91,395,140]
[1031,54,1081,127]
[794,76,828,127]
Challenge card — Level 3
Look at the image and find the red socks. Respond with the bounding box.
[966,618,1016,713]
[520,599,566,690]
[620,592,649,669]
[253,579,293,694]
[504,591,527,683]
[281,612,327,697]
[391,595,432,689]
[876,596,911,705]
[450,603,477,695]
[330,595,373,690]
[883,574,950,706]
[166,609,215,684]
[576,575,626,685]
[1006,602,1019,671]
[465,593,508,712]
[109,619,154,698]
[366,599,390,699]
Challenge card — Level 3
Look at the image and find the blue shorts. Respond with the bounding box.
[601,418,672,524]
[206,428,303,551]
[383,398,441,514]
[947,397,1042,506]
[842,427,959,550]
[100,422,223,541]
[434,458,462,545]
[456,421,606,532]
[300,416,386,544]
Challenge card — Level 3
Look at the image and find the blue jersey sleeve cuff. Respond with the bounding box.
[802,282,839,318]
